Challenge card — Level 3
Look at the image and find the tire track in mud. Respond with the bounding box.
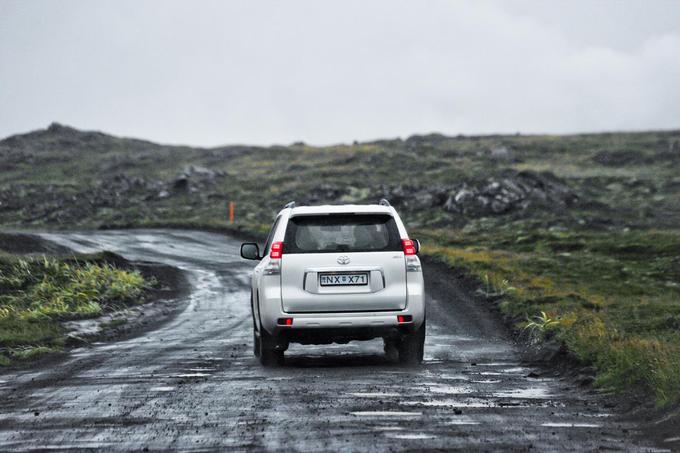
[0,229,655,451]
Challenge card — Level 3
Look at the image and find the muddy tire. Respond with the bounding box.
[258,329,284,367]
[398,320,425,365]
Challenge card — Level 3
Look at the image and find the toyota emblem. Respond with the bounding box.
[337,255,350,265]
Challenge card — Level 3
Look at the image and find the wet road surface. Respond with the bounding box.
[0,230,655,451]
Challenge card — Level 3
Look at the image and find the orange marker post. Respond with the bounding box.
[229,201,235,224]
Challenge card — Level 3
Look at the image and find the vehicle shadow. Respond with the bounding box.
[282,353,396,368]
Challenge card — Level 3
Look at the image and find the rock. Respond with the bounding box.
[173,176,189,191]
[482,181,501,195]
[491,198,510,214]
[439,171,578,217]
[306,184,345,203]
[454,189,475,204]
[185,165,215,179]
[443,194,459,212]
[158,190,170,199]
[489,146,514,161]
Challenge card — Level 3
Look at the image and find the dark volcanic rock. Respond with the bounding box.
[383,170,578,218]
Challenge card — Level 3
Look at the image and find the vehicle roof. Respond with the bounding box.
[285,204,394,216]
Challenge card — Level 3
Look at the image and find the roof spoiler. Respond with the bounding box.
[283,201,296,209]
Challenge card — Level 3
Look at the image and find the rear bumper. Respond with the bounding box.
[261,305,425,346]
[257,269,425,344]
[280,325,413,345]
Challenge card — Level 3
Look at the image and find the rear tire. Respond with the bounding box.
[383,338,399,362]
[258,328,284,367]
[253,329,261,358]
[398,319,425,365]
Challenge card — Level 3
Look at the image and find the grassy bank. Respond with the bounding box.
[419,227,680,405]
[0,252,148,365]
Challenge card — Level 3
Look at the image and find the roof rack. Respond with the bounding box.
[283,201,296,209]
[379,199,391,206]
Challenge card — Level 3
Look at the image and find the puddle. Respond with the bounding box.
[150,386,175,392]
[446,419,481,425]
[385,433,437,440]
[350,411,422,417]
[440,374,469,381]
[541,423,601,428]
[402,400,504,408]
[493,388,553,399]
[471,380,501,384]
[176,373,210,378]
[501,367,528,373]
[428,385,475,395]
[664,437,680,443]
[373,426,404,431]
[347,392,400,398]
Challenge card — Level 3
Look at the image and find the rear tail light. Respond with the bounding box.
[397,315,413,324]
[402,239,416,256]
[277,317,293,326]
[270,241,284,259]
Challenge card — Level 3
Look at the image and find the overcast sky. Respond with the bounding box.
[1,0,679,146]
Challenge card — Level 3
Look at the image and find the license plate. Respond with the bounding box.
[319,272,368,286]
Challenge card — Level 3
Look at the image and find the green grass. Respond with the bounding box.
[0,254,147,365]
[419,228,680,405]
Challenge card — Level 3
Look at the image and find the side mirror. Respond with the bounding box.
[412,239,421,254]
[240,243,261,260]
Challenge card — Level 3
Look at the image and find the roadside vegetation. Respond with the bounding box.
[2,123,680,403]
[420,228,680,405]
[0,252,148,366]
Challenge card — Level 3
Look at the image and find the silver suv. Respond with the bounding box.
[240,200,426,366]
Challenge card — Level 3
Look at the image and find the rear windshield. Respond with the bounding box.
[284,214,402,254]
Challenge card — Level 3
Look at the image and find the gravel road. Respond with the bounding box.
[0,230,654,451]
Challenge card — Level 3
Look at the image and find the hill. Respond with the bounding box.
[1,123,679,231]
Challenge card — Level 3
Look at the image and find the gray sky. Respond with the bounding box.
[1,0,679,146]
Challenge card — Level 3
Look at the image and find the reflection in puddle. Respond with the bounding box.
[176,373,210,378]
[347,392,400,398]
[149,386,175,392]
[440,374,469,381]
[402,400,503,408]
[446,419,481,425]
[351,411,422,417]
[541,423,601,428]
[385,433,437,440]
[493,388,552,399]
[501,367,528,373]
[428,385,475,395]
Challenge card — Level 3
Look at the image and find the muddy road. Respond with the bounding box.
[0,230,652,451]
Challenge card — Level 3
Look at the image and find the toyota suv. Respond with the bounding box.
[240,200,425,366]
